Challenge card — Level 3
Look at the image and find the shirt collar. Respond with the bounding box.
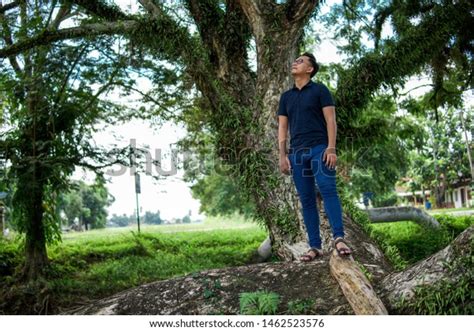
[292,79,313,90]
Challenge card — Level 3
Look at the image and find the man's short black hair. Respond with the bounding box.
[302,52,319,78]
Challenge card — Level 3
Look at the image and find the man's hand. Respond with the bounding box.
[279,155,291,175]
[323,147,337,170]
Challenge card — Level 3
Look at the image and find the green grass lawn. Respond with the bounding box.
[1,213,472,314]
[0,216,267,313]
[369,214,473,264]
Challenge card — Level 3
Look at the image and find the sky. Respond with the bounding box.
[73,0,472,221]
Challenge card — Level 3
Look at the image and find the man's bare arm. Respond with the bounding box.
[278,115,289,157]
[278,115,291,175]
[322,106,337,149]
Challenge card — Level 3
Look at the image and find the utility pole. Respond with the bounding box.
[130,143,141,233]
[135,172,141,233]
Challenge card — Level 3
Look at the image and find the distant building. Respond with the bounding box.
[443,178,472,208]
[395,184,431,207]
[396,177,472,208]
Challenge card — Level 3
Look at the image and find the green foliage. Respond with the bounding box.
[0,223,266,313]
[340,193,408,270]
[130,231,153,257]
[0,0,138,274]
[190,172,256,218]
[239,290,280,315]
[400,98,472,207]
[286,298,316,315]
[144,211,163,225]
[395,251,473,315]
[371,191,399,208]
[202,278,223,301]
[356,261,373,282]
[370,215,474,264]
[338,95,409,202]
[0,236,23,278]
[58,179,113,230]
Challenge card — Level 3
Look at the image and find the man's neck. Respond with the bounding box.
[293,75,311,90]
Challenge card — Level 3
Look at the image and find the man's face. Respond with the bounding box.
[291,56,313,77]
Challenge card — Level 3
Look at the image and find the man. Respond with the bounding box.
[278,52,352,262]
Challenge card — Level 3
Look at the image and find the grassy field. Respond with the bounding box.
[369,214,473,264]
[0,215,267,313]
[0,213,472,314]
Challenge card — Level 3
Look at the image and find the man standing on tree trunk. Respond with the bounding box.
[278,52,352,262]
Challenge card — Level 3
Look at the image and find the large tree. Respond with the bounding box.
[58,178,113,230]
[0,0,135,279]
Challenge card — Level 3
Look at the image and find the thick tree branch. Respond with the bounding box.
[186,0,224,66]
[137,0,162,16]
[335,1,472,134]
[182,0,254,104]
[286,0,319,23]
[0,21,139,58]
[379,226,473,311]
[65,0,129,21]
[0,9,22,74]
[236,0,270,40]
[50,3,72,30]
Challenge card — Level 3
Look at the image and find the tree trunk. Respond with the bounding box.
[379,226,473,310]
[329,250,388,315]
[229,0,322,260]
[366,206,439,228]
[20,48,50,281]
[22,171,49,281]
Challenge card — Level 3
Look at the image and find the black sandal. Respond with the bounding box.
[334,237,352,257]
[300,248,323,262]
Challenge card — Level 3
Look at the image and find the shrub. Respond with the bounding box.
[239,290,280,315]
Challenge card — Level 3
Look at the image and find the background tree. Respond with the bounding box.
[0,1,135,279]
[337,94,410,206]
[108,213,134,227]
[144,210,163,225]
[58,178,113,230]
[0,0,188,279]
[401,95,473,207]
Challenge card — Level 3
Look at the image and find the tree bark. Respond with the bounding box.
[21,91,50,281]
[329,250,388,315]
[23,189,49,280]
[366,206,440,228]
[235,0,325,260]
[379,226,473,310]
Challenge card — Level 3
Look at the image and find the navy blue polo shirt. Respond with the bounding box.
[278,80,335,153]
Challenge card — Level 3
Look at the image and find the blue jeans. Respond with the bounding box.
[288,144,345,249]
